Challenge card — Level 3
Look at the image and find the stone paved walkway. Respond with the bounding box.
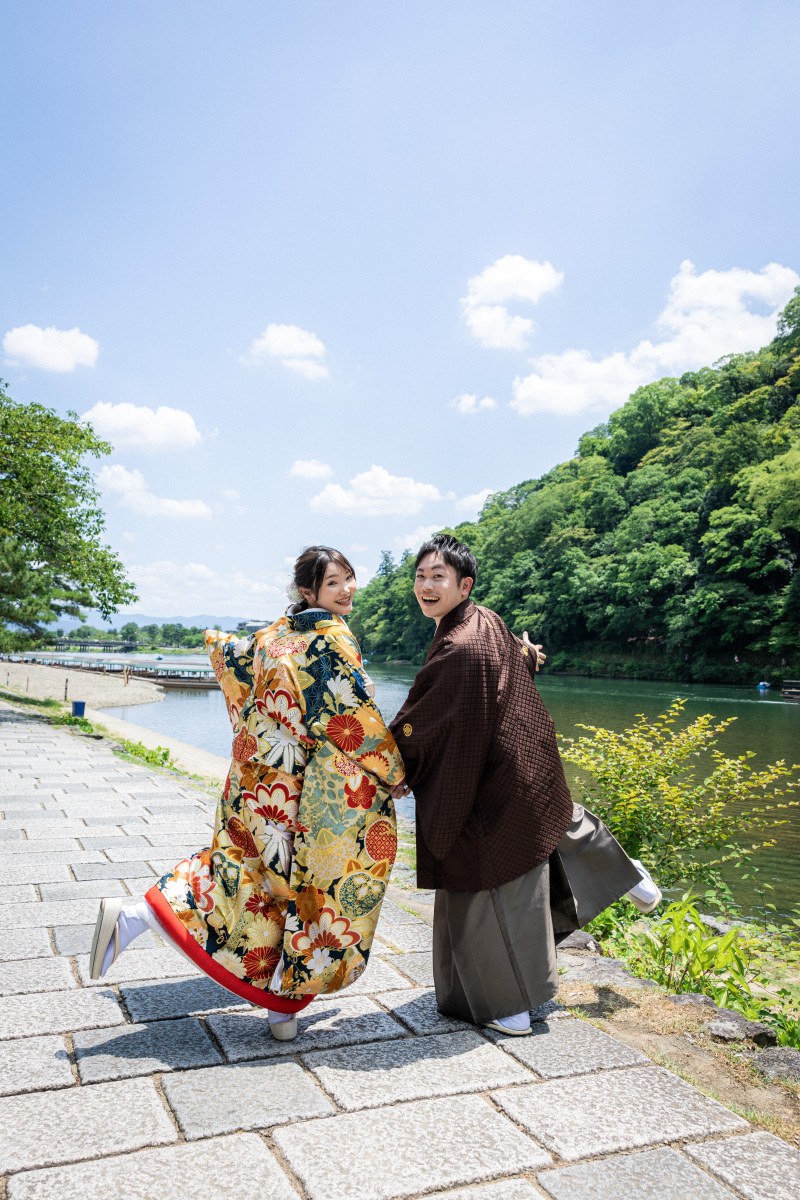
[1,705,799,1200]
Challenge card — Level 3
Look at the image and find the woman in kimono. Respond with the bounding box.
[89,546,407,1041]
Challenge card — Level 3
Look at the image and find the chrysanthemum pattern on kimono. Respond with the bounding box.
[154,609,405,997]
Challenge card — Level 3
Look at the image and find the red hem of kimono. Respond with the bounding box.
[144,886,313,1014]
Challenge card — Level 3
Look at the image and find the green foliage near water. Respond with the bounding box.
[351,288,800,681]
[0,385,137,649]
[561,700,800,896]
[115,738,176,769]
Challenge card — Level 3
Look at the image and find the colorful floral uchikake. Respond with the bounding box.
[147,608,405,1008]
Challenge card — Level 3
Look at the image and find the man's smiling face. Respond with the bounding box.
[413,552,473,626]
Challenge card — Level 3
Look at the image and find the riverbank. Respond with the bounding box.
[546,648,798,687]
[0,661,164,707]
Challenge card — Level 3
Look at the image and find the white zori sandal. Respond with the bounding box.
[89,897,125,980]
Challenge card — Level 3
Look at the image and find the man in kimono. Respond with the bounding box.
[390,534,658,1035]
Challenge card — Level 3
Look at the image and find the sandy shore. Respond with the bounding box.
[0,660,164,707]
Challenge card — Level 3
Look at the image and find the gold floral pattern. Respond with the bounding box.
[154,608,405,998]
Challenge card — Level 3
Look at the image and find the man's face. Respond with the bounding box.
[414,552,473,625]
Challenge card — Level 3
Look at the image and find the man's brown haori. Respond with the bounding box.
[390,599,574,891]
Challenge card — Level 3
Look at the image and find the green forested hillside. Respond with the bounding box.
[351,288,800,683]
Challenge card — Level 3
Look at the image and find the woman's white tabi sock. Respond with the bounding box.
[493,1011,532,1032]
[100,901,157,975]
[626,860,663,913]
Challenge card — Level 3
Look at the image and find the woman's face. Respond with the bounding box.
[301,562,357,615]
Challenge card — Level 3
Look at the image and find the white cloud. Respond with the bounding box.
[349,542,368,554]
[220,488,240,500]
[310,465,441,517]
[247,323,328,379]
[98,464,212,519]
[81,402,202,451]
[290,458,333,479]
[462,255,563,349]
[3,324,98,371]
[451,393,497,414]
[454,487,493,517]
[394,524,441,552]
[512,260,800,417]
[122,560,283,614]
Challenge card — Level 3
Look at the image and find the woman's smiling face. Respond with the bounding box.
[301,562,357,615]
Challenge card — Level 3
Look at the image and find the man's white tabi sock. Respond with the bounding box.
[100,901,155,975]
[493,1011,532,1032]
[626,859,662,913]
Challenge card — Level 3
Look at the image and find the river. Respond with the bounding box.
[100,662,800,919]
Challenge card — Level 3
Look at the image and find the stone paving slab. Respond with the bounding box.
[39,879,126,902]
[375,924,433,952]
[72,860,155,880]
[0,862,72,886]
[555,951,657,989]
[373,987,473,1036]
[53,924,155,955]
[207,994,407,1061]
[377,898,425,925]
[76,946,200,987]
[304,1029,534,1110]
[0,958,77,997]
[274,1094,552,1200]
[0,885,37,904]
[141,825,213,843]
[427,1183,541,1200]
[79,834,150,853]
[73,1017,222,1082]
[493,1066,748,1161]
[685,1131,800,1200]
[381,950,435,987]
[484,1017,649,1077]
[0,1077,178,1175]
[2,851,106,869]
[120,976,251,1022]
[537,1146,737,1199]
[0,930,53,962]
[0,988,125,1040]
[162,1059,335,1139]
[0,831,25,843]
[6,1131,299,1200]
[0,899,100,928]
[0,839,85,855]
[107,842,198,862]
[15,822,96,840]
[0,1035,75,1097]
[341,955,415,994]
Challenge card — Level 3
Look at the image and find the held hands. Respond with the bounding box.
[522,631,546,672]
[390,777,411,799]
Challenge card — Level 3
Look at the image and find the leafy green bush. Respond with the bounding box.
[50,713,95,733]
[560,699,800,896]
[623,898,756,1008]
[116,739,175,769]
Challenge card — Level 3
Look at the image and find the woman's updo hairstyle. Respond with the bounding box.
[289,546,356,611]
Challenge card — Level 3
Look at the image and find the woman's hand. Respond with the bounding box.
[390,777,410,799]
[522,631,546,672]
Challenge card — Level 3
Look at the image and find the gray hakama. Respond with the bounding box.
[433,804,642,1024]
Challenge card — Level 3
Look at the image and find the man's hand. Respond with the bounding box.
[522,631,546,672]
[390,777,410,799]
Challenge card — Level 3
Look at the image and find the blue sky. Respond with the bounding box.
[2,1,799,619]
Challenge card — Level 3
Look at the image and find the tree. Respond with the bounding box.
[120,622,140,642]
[0,385,137,647]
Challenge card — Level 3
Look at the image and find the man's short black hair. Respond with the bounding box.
[415,533,478,591]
